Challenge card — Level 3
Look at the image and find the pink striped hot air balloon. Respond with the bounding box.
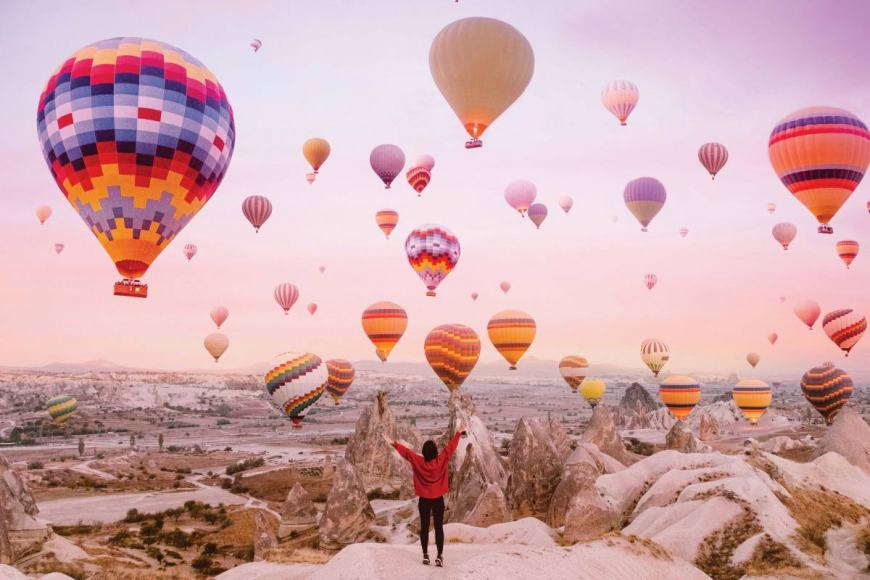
[528,203,548,229]
[822,309,866,356]
[836,240,859,269]
[644,273,658,291]
[504,180,537,216]
[210,306,229,329]
[183,244,197,261]
[274,283,299,315]
[793,300,821,330]
[698,142,729,179]
[36,205,52,225]
[558,196,573,214]
[679,227,689,238]
[242,195,272,232]
[370,144,405,189]
[500,281,511,294]
[601,80,639,126]
[406,166,431,196]
[307,303,318,316]
[768,333,778,345]
[416,154,435,172]
[772,222,797,250]
[54,243,64,254]
[624,177,666,231]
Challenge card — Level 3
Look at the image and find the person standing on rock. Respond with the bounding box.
[384,422,465,567]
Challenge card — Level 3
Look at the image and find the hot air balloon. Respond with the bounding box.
[801,362,853,424]
[430,17,534,148]
[746,352,760,368]
[528,203,548,229]
[416,154,435,172]
[767,203,776,215]
[303,138,330,175]
[204,333,229,362]
[794,300,821,330]
[375,209,399,239]
[425,324,481,393]
[836,240,859,269]
[558,355,588,392]
[37,38,235,299]
[250,38,262,52]
[487,309,536,370]
[580,379,606,408]
[659,375,701,421]
[36,205,52,225]
[325,359,355,405]
[641,339,669,377]
[318,265,326,274]
[779,296,786,303]
[274,283,299,315]
[768,333,778,345]
[500,281,511,294]
[183,244,197,261]
[370,144,405,189]
[46,395,78,426]
[624,177,666,231]
[558,196,573,214]
[644,273,658,291]
[679,227,689,238]
[504,180,537,216]
[822,309,866,356]
[732,379,771,425]
[307,303,318,316]
[405,224,460,297]
[305,173,316,185]
[471,292,479,301]
[54,243,64,255]
[698,142,729,179]
[601,80,639,126]
[242,196,272,233]
[406,166,431,196]
[772,222,797,250]
[361,302,408,362]
[210,306,229,329]
[769,106,870,234]
[265,352,326,428]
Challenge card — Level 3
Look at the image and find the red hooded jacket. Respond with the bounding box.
[393,431,462,499]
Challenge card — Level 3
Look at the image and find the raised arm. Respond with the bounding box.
[384,434,414,462]
[440,430,463,462]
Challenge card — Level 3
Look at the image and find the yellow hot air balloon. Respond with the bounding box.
[580,379,606,408]
[732,379,771,425]
[361,302,408,362]
[429,17,534,149]
[303,138,331,175]
[659,375,701,421]
[487,309,536,370]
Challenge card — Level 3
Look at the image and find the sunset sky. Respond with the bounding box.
[1,0,869,378]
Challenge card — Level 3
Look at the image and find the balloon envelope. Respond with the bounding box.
[274,283,300,314]
[641,339,669,376]
[303,138,330,173]
[624,177,666,231]
[183,244,197,261]
[659,375,701,421]
[36,205,52,224]
[679,227,688,238]
[822,309,866,356]
[836,240,859,269]
[204,333,229,362]
[558,196,573,214]
[768,333,778,345]
[471,292,479,301]
[772,222,797,250]
[801,362,853,424]
[406,166,431,196]
[698,142,729,179]
[601,80,639,125]
[210,306,229,329]
[325,359,355,405]
[416,154,435,172]
[528,203,548,229]
[580,379,606,408]
[746,352,760,368]
[264,353,326,428]
[243,196,272,232]
[559,355,588,392]
[307,303,318,315]
[733,379,771,424]
[370,144,405,189]
[793,300,820,329]
[644,273,658,291]
[424,324,481,392]
[500,281,511,293]
[405,224,460,296]
[487,309,536,370]
[54,243,64,254]
[361,302,407,362]
[504,180,537,216]
[767,203,776,214]
[46,395,78,426]
[375,209,399,239]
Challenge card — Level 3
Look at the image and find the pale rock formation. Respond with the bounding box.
[664,421,710,453]
[814,407,870,474]
[505,415,571,518]
[278,483,318,538]
[319,459,375,550]
[582,405,636,465]
[0,455,49,564]
[548,443,624,528]
[698,412,719,441]
[252,511,277,561]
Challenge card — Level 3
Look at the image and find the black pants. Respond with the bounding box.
[418,496,444,556]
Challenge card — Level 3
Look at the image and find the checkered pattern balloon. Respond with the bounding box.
[36,38,235,280]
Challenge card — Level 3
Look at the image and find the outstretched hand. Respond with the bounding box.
[382,433,394,447]
[456,420,468,437]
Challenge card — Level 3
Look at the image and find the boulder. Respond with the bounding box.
[505,416,571,518]
[278,483,318,538]
[619,383,659,414]
[562,484,620,542]
[548,445,617,528]
[582,405,635,465]
[698,412,719,442]
[319,459,375,550]
[815,407,870,474]
[664,421,709,453]
[252,511,277,562]
[0,455,48,564]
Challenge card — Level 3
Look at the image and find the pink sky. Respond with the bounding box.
[1,0,869,377]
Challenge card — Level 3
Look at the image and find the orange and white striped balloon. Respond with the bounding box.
[822,309,866,356]
[361,302,408,362]
[487,309,536,370]
[732,379,771,425]
[836,240,859,269]
[375,209,399,239]
[659,375,701,421]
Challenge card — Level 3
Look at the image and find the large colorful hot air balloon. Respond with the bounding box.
[624,177,666,231]
[370,144,405,189]
[500,281,511,294]
[836,240,859,269]
[601,80,639,126]
[794,300,821,330]
[265,353,326,428]
[772,222,797,250]
[424,324,481,393]
[822,309,866,356]
[204,333,229,362]
[528,203,548,229]
[746,352,760,368]
[406,166,431,196]
[54,243,64,255]
[659,375,701,421]
[558,355,588,392]
[243,195,272,232]
[303,138,330,175]
[37,38,235,298]
[325,359,355,405]
[416,154,435,172]
[210,306,228,329]
[274,283,299,315]
[644,273,658,291]
[183,244,197,261]
[801,362,853,424]
[429,17,534,148]
[307,303,318,316]
[46,395,78,426]
[558,196,573,214]
[698,142,729,179]
[405,224,460,297]
[768,333,778,345]
[580,379,606,408]
[767,203,776,215]
[487,309,536,370]
[36,205,52,225]
[504,180,537,216]
[640,339,669,376]
[769,106,870,234]
[732,379,771,425]
[375,209,399,239]
[361,302,407,362]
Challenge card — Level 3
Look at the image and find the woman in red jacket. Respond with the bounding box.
[385,424,465,567]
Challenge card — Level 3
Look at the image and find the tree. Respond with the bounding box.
[158,433,164,452]
[78,437,85,457]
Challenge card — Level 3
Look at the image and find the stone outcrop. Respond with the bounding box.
[323,454,334,479]
[698,412,719,441]
[252,511,277,561]
[345,391,421,498]
[582,405,635,465]
[319,459,375,550]
[0,455,49,564]
[278,483,318,538]
[614,384,675,431]
[505,415,571,519]
[815,407,870,474]
[620,383,659,414]
[664,422,709,453]
[547,443,624,528]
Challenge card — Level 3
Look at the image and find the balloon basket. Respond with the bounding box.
[464,138,482,149]
[817,225,833,234]
[426,291,436,297]
[114,279,148,298]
